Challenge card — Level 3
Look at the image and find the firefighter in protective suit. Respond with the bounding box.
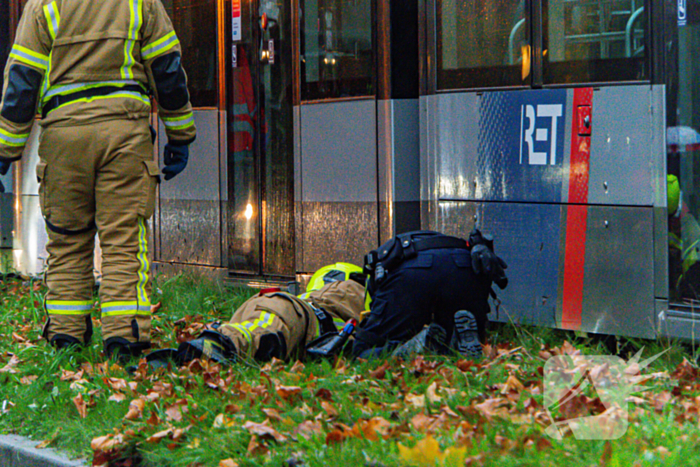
[173,263,366,364]
[0,0,197,358]
[353,229,508,359]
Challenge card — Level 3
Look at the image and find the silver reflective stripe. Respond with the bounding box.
[46,304,92,311]
[9,45,49,70]
[163,114,194,128]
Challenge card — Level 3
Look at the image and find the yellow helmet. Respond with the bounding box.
[305,262,363,294]
[668,174,681,216]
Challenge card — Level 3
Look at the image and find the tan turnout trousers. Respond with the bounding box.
[39,119,158,345]
[219,280,365,360]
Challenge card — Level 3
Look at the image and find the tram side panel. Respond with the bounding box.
[155,110,225,270]
[421,85,665,339]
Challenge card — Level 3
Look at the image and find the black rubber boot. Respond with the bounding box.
[104,337,151,362]
[452,310,482,358]
[177,330,237,364]
[391,323,450,359]
[51,334,83,351]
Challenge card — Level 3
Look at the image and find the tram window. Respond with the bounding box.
[543,0,647,84]
[161,0,218,108]
[300,0,374,100]
[436,0,529,90]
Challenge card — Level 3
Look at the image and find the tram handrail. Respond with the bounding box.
[625,6,644,57]
[508,18,526,65]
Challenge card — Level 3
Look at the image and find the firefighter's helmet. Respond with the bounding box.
[305,262,363,294]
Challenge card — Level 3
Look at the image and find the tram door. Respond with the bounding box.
[227,0,295,277]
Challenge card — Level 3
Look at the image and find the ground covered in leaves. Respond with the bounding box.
[1,273,700,466]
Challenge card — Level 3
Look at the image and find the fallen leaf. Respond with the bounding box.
[426,381,442,403]
[73,394,88,419]
[243,421,287,443]
[90,434,125,451]
[219,460,238,467]
[124,399,145,420]
[108,393,127,403]
[247,435,269,456]
[294,420,324,440]
[353,417,392,441]
[276,385,302,401]
[405,393,425,409]
[321,401,338,418]
[146,428,173,444]
[213,413,235,428]
[397,435,467,466]
[369,361,391,379]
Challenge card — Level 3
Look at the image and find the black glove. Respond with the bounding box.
[0,159,12,194]
[162,143,189,181]
[469,228,508,289]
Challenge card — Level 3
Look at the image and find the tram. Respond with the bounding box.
[0,0,698,341]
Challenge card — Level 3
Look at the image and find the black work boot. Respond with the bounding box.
[104,337,151,362]
[452,310,482,358]
[51,334,84,351]
[391,323,450,359]
[177,330,237,364]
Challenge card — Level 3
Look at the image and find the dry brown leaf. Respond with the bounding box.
[500,375,525,395]
[426,381,442,403]
[405,393,425,408]
[0,355,20,374]
[289,360,305,373]
[108,392,127,403]
[276,385,302,401]
[243,421,287,443]
[124,399,145,420]
[247,435,269,456]
[90,434,125,452]
[262,407,283,422]
[213,413,236,428]
[294,420,324,440]
[20,375,38,385]
[73,394,88,419]
[165,400,188,422]
[219,459,238,467]
[474,398,509,421]
[146,428,173,444]
[369,361,391,380]
[103,377,128,392]
[353,417,392,441]
[321,401,338,418]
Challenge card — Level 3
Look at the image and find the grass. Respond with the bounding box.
[1,273,700,466]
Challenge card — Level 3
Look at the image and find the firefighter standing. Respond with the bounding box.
[0,0,196,358]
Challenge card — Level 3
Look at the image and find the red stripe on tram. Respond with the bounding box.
[561,87,593,330]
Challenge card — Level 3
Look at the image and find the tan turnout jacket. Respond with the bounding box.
[0,0,196,161]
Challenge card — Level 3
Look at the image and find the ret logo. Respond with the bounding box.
[519,104,563,166]
[543,348,669,440]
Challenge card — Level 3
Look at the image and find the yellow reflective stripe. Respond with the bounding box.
[44,80,142,102]
[225,323,252,342]
[0,128,30,147]
[247,312,267,331]
[136,218,149,305]
[48,92,150,115]
[43,2,60,41]
[9,45,49,70]
[162,112,194,130]
[142,31,179,60]
[48,310,92,316]
[121,0,143,79]
[102,301,139,308]
[101,301,150,317]
[102,309,151,317]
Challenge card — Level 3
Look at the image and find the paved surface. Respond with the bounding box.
[0,435,87,467]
